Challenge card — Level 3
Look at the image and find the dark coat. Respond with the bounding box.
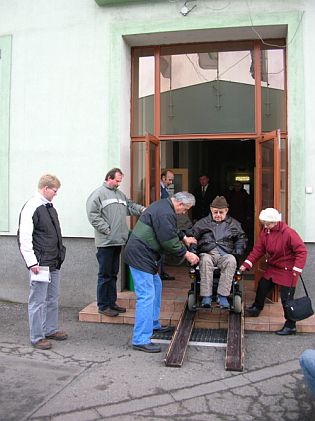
[242,222,307,287]
[190,214,247,256]
[124,198,187,274]
[192,185,215,221]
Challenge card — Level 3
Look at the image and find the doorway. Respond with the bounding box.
[161,138,255,247]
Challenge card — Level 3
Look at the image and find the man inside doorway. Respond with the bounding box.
[192,174,215,223]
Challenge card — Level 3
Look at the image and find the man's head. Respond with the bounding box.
[161,170,174,188]
[210,196,229,222]
[171,191,195,215]
[38,174,61,202]
[233,181,243,192]
[105,167,124,189]
[199,174,209,187]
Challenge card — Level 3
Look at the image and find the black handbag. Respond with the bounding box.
[284,275,314,322]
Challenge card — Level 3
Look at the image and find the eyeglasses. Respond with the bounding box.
[212,210,226,215]
[49,187,58,193]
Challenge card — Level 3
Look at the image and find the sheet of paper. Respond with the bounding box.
[30,266,50,282]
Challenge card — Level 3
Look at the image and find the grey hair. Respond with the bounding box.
[173,191,195,206]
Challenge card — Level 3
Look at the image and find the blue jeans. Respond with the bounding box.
[129,266,162,345]
[28,270,60,345]
[96,246,121,310]
[300,349,315,395]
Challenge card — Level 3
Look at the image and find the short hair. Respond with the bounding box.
[38,174,61,190]
[105,168,123,181]
[161,169,174,179]
[173,191,195,206]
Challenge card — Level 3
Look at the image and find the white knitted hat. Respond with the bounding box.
[259,208,281,222]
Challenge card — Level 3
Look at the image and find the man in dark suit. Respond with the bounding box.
[160,170,174,198]
[192,174,215,222]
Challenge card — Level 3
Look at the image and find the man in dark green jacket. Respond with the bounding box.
[124,192,199,353]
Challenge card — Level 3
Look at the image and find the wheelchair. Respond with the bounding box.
[187,260,243,314]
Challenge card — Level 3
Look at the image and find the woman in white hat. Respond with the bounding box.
[239,208,308,335]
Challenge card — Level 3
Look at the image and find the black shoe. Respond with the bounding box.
[132,343,161,353]
[153,325,173,334]
[161,272,175,281]
[98,308,119,317]
[245,305,261,317]
[275,326,297,336]
[110,304,126,313]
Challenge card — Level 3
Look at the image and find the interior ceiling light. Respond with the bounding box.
[180,1,197,16]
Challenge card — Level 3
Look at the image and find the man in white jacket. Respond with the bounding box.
[18,174,67,350]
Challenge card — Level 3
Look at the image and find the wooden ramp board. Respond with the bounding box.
[164,301,195,367]
[225,305,244,371]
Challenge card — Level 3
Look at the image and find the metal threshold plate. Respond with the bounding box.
[152,328,227,348]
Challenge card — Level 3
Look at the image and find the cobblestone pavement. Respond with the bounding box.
[1,302,314,421]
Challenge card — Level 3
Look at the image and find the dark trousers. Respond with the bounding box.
[254,277,296,328]
[96,246,122,310]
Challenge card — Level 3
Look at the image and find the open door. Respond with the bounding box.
[130,133,160,227]
[255,129,284,301]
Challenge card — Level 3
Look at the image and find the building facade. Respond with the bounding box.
[0,0,314,306]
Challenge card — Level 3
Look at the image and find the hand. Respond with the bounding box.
[185,251,199,265]
[183,236,197,247]
[30,265,40,274]
[239,265,246,272]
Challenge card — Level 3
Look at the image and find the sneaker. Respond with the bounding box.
[201,296,212,308]
[218,294,230,309]
[33,339,52,350]
[45,331,68,341]
[98,307,119,317]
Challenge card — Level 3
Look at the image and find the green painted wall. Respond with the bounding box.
[0,35,11,232]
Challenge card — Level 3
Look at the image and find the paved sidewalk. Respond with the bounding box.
[1,302,314,421]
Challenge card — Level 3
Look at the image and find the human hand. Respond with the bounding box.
[30,265,40,274]
[239,265,246,272]
[185,251,199,265]
[183,236,197,247]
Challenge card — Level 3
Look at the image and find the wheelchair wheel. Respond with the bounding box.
[188,292,196,312]
[233,294,242,314]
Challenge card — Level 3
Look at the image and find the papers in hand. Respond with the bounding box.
[30,266,50,283]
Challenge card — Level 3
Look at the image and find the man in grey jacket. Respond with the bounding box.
[86,168,145,317]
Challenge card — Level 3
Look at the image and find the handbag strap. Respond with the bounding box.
[299,275,310,297]
[289,274,309,297]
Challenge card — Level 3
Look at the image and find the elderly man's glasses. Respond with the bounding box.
[212,210,226,214]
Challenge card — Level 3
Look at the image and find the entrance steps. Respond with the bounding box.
[79,266,315,333]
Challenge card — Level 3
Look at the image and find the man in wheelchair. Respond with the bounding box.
[189,196,247,309]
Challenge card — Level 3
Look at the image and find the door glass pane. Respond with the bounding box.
[160,44,255,134]
[261,49,286,132]
[280,137,287,221]
[261,140,274,208]
[132,142,146,205]
[132,48,155,136]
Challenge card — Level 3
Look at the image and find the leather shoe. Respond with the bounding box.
[275,326,297,336]
[132,343,161,353]
[161,272,175,281]
[245,305,261,317]
[110,304,126,313]
[98,308,119,317]
[153,325,173,334]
